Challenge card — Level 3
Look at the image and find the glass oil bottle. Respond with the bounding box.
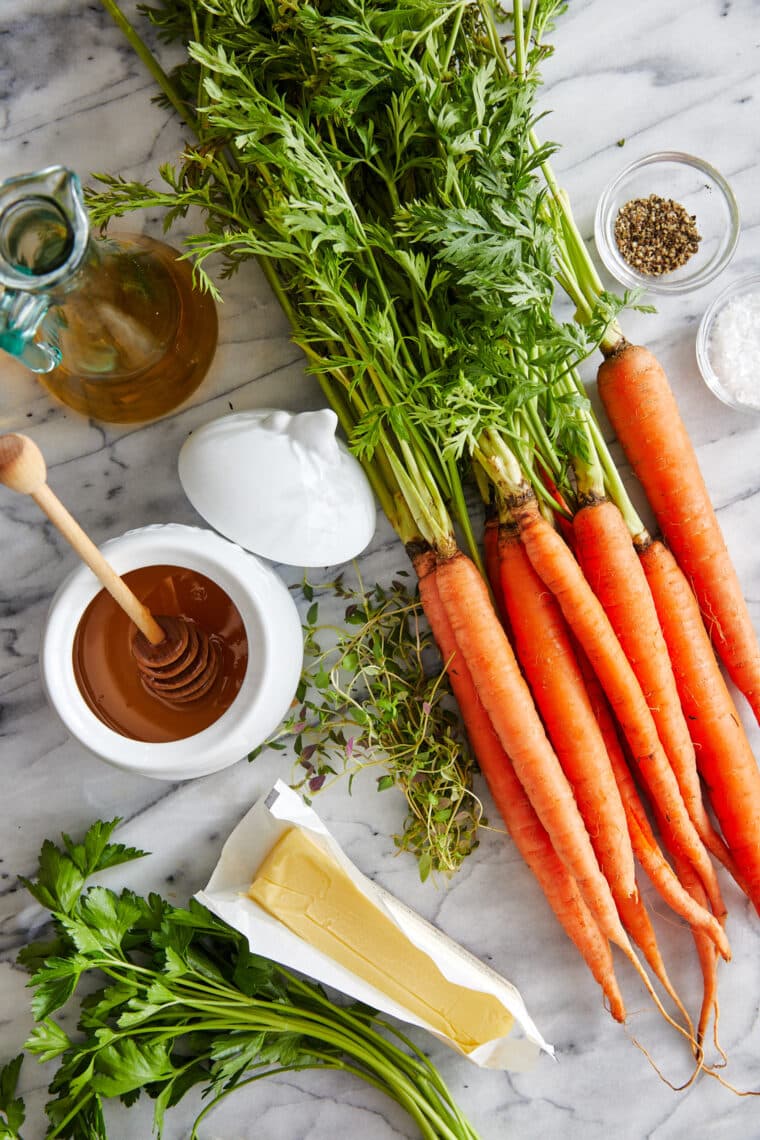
[0,166,218,423]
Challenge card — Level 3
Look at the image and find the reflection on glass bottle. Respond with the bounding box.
[0,166,218,423]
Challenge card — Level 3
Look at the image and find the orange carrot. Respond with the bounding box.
[670,849,722,1059]
[573,499,734,875]
[431,547,630,949]
[640,538,760,913]
[597,342,760,722]
[577,643,731,961]
[515,497,727,928]
[483,511,508,625]
[498,523,695,1019]
[541,471,575,547]
[418,545,703,1053]
[497,522,636,900]
[415,547,626,1020]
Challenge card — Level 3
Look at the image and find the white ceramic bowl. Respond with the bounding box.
[40,524,304,780]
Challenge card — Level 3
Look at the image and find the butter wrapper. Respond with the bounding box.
[196,780,553,1071]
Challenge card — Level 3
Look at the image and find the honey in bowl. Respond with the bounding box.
[72,564,248,743]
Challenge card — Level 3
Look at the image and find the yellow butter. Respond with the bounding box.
[248,827,514,1052]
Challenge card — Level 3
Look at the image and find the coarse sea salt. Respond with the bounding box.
[708,291,760,410]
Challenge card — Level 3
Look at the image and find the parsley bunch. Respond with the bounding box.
[15,820,481,1139]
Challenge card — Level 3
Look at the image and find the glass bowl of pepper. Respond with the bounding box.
[593,151,739,295]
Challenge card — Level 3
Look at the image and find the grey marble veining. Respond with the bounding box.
[2,1,760,1137]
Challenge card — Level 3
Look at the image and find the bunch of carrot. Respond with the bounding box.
[423,0,760,1062]
[97,0,760,1077]
[469,414,741,1056]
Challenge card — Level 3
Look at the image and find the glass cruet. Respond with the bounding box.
[0,165,218,423]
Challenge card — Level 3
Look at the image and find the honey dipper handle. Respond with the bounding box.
[0,434,165,645]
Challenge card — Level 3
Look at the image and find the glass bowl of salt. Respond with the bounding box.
[696,274,760,415]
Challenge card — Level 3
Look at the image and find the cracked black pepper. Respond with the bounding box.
[614,194,701,276]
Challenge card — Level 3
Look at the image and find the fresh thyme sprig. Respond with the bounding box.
[254,573,483,879]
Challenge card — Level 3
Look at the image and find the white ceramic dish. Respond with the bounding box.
[40,523,303,780]
[178,408,376,567]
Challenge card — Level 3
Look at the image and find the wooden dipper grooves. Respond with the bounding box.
[0,433,221,707]
[132,616,222,704]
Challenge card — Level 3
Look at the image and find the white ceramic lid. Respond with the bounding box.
[178,408,377,567]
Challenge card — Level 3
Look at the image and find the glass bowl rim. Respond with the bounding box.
[593,149,740,296]
[695,272,760,416]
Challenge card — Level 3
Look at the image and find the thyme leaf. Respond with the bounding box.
[253,572,483,878]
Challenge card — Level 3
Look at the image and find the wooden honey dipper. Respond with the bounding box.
[0,433,221,705]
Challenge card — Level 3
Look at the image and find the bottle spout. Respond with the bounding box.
[0,166,89,293]
[0,167,88,372]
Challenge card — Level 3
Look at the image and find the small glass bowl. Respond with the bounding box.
[696,274,760,416]
[594,151,739,295]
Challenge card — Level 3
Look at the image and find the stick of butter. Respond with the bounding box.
[196,780,553,1071]
[248,826,513,1052]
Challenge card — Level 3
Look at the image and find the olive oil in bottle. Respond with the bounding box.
[38,232,218,423]
[0,166,218,423]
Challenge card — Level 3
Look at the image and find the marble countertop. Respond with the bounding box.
[2,2,759,1137]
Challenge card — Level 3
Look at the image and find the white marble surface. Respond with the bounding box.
[2,1,760,1137]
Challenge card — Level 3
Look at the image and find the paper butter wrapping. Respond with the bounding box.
[196,780,553,1071]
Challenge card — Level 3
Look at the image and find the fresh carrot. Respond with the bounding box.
[576,643,731,961]
[431,546,629,949]
[414,546,626,1021]
[640,538,760,913]
[498,522,696,1021]
[426,545,702,1054]
[483,510,508,625]
[497,521,636,901]
[573,499,735,876]
[514,496,728,928]
[670,849,722,1061]
[541,471,575,547]
[597,342,760,722]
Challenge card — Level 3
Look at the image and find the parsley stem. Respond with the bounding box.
[187,1059,414,1139]
[116,1008,465,1139]
[47,1090,96,1139]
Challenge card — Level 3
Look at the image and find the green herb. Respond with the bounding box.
[91,0,633,518]
[255,573,482,878]
[92,0,601,539]
[91,0,658,607]
[18,819,481,1140]
[0,1055,26,1139]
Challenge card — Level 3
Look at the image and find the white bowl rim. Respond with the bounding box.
[40,523,303,779]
